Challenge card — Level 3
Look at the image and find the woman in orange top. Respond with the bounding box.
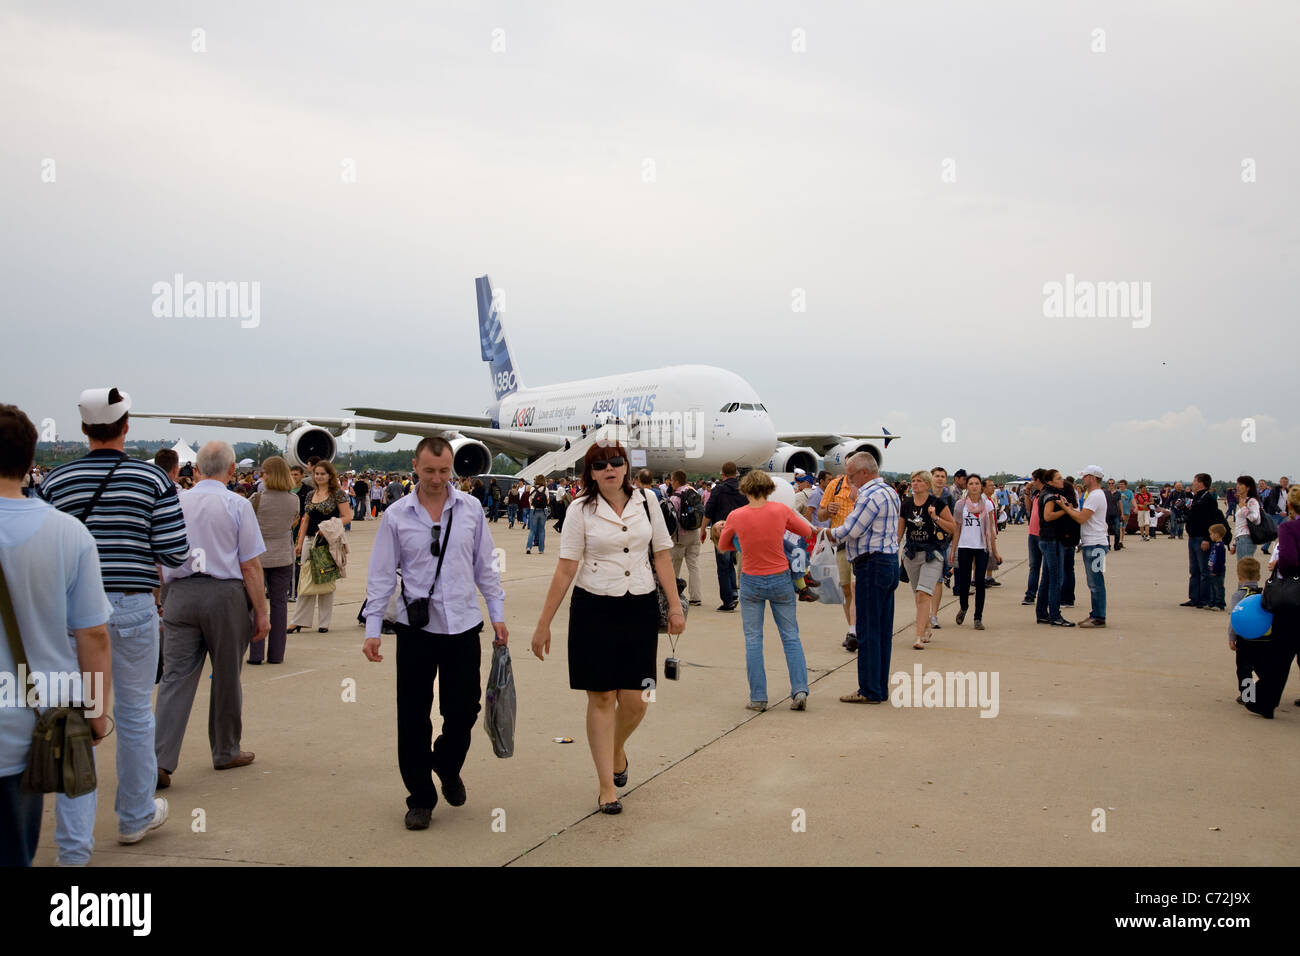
[717,471,814,712]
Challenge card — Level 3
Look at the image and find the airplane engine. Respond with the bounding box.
[285,424,337,468]
[823,441,884,474]
[764,443,819,476]
[448,437,492,478]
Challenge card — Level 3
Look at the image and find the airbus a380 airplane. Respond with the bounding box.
[136,276,896,477]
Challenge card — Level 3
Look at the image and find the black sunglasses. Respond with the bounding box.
[430,524,442,558]
[590,457,626,471]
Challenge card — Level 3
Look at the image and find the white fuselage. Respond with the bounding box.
[494,364,778,472]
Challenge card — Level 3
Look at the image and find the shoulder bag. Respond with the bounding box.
[0,558,98,798]
[642,492,687,633]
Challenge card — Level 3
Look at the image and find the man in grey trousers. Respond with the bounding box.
[155,442,270,787]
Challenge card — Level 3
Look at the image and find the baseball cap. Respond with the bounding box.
[78,387,132,424]
[1079,465,1105,479]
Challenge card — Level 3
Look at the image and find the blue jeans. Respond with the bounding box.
[527,511,546,552]
[739,572,808,703]
[1168,514,1184,538]
[715,549,737,606]
[1210,572,1226,608]
[1081,544,1109,621]
[507,501,517,527]
[1036,539,1064,620]
[1188,536,1211,605]
[1024,534,1042,602]
[853,552,898,701]
[1235,535,1256,562]
[56,593,160,863]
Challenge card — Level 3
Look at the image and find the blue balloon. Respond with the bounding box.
[1230,593,1273,640]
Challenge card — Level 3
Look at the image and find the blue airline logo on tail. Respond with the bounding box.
[476,275,521,401]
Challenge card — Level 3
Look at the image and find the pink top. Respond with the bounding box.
[718,501,814,576]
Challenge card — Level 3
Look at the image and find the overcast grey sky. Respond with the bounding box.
[3,1,1297,480]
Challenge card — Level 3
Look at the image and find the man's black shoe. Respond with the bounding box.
[845,636,858,652]
[1179,600,1201,607]
[1049,618,1076,628]
[405,808,432,830]
[1022,598,1035,606]
[437,769,467,807]
[1036,618,1051,624]
[986,579,1002,587]
[717,603,737,612]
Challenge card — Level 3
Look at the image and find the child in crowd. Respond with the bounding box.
[1227,556,1265,704]
[1207,524,1229,609]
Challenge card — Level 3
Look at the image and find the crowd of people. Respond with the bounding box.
[3,388,1297,863]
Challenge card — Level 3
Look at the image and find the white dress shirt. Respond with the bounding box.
[162,479,266,582]
[560,489,674,596]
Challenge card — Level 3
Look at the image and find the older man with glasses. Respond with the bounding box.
[822,452,901,705]
[363,436,507,831]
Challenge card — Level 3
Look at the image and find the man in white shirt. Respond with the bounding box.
[1061,465,1110,628]
[155,442,270,785]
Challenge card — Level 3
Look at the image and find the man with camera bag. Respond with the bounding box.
[362,437,507,831]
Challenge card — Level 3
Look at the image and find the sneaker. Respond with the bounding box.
[745,700,767,712]
[844,635,858,652]
[526,549,531,555]
[1049,618,1076,628]
[973,619,985,630]
[986,579,1002,587]
[1021,597,1035,606]
[929,616,940,629]
[688,600,702,607]
[1078,618,1106,628]
[790,691,808,711]
[717,602,737,612]
[1061,602,1074,608]
[405,807,433,830]
[955,608,966,625]
[118,797,169,845]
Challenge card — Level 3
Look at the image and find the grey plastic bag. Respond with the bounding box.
[484,643,516,758]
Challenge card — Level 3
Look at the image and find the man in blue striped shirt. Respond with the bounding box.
[824,452,900,704]
[39,388,189,860]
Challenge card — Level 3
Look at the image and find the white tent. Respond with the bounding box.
[153,439,197,465]
[237,458,255,468]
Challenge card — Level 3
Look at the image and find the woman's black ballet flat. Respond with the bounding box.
[598,798,623,815]
[613,761,629,788]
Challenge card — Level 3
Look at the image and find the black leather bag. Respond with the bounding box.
[1262,571,1300,613]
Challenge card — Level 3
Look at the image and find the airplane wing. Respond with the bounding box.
[346,407,492,428]
[132,412,565,459]
[776,429,898,454]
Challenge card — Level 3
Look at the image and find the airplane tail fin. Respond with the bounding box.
[476,274,523,400]
[882,427,895,448]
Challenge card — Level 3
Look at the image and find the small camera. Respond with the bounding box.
[664,657,681,681]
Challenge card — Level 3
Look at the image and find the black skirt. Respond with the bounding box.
[567,586,659,691]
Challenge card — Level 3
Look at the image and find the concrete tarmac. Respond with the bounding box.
[35,514,1300,866]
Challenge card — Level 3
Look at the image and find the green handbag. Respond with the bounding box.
[309,538,340,586]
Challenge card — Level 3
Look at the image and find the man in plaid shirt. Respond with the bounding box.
[823,452,900,704]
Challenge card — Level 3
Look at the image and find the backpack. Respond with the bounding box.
[660,498,678,536]
[677,487,703,531]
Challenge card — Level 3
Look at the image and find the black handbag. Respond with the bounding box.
[0,558,98,798]
[1262,570,1300,613]
[1247,506,1278,546]
[641,493,687,633]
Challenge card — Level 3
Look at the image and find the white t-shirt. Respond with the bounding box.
[1080,488,1109,546]
[957,498,988,549]
[1234,497,1260,540]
